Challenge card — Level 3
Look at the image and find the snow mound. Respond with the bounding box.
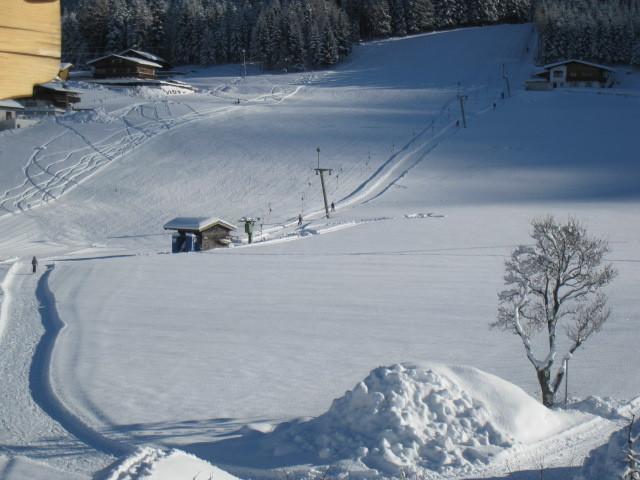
[263,364,583,475]
[105,447,239,480]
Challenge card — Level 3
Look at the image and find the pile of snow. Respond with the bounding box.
[106,448,239,480]
[260,364,584,475]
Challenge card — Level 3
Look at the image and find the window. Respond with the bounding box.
[553,70,563,78]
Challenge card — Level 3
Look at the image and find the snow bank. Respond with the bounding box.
[578,412,640,480]
[261,363,582,475]
[106,448,239,480]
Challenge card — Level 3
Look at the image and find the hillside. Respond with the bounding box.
[0,23,639,480]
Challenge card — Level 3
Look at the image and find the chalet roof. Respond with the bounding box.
[542,59,616,72]
[0,99,24,110]
[36,82,80,94]
[87,54,163,69]
[119,48,166,64]
[164,216,237,232]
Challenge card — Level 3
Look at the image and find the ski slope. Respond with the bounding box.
[0,23,639,480]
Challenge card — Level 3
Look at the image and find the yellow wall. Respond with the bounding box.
[0,0,61,100]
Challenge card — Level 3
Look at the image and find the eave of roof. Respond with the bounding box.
[87,54,162,69]
[120,48,166,63]
[37,82,80,94]
[163,216,237,232]
[0,99,24,109]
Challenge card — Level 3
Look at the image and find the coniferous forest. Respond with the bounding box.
[534,0,640,65]
[61,0,531,69]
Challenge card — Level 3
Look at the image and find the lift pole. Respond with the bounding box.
[457,94,468,128]
[314,146,332,218]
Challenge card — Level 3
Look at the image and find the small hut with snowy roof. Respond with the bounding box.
[87,53,162,79]
[164,217,236,252]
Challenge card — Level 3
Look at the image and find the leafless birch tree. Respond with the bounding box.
[492,216,617,408]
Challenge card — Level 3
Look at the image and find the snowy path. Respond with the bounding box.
[0,260,112,476]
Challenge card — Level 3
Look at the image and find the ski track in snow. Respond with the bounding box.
[0,261,112,476]
[31,264,132,458]
[0,85,303,218]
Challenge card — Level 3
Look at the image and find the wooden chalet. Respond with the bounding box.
[87,54,162,79]
[164,217,237,252]
[526,60,616,90]
[31,82,81,109]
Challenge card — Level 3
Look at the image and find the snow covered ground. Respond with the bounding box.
[0,23,639,479]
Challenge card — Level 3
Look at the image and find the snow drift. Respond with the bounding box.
[105,448,239,480]
[258,363,583,474]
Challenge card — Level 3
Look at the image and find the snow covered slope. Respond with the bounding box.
[0,22,639,480]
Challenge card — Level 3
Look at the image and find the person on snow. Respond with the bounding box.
[298,214,303,227]
[331,201,335,212]
[31,256,38,274]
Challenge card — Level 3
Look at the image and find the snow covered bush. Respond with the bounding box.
[492,216,617,408]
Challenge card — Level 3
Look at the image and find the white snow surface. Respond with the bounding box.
[0,22,639,480]
[105,448,239,480]
[255,363,585,475]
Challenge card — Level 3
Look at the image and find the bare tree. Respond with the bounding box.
[492,216,617,408]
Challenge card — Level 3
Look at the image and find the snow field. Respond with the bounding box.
[0,22,638,480]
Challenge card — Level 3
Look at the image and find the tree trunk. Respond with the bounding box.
[537,367,555,408]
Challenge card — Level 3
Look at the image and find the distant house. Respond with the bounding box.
[164,217,237,252]
[0,99,24,131]
[58,63,73,81]
[87,54,162,79]
[526,60,616,90]
[30,82,81,109]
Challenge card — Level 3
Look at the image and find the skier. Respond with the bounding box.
[456,120,460,128]
[31,256,38,274]
[298,214,303,227]
[331,201,335,212]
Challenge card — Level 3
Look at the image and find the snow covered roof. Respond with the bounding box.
[164,217,237,232]
[119,48,166,64]
[0,99,24,110]
[87,54,163,69]
[542,59,616,72]
[59,63,73,71]
[36,82,80,94]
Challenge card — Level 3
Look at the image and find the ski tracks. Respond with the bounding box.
[0,84,304,219]
[0,260,114,475]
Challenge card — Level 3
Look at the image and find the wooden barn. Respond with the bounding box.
[164,217,236,252]
[527,60,616,90]
[87,54,162,79]
[32,82,80,109]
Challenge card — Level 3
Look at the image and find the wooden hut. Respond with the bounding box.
[164,217,237,252]
[527,60,616,90]
[87,54,162,79]
[32,82,80,109]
